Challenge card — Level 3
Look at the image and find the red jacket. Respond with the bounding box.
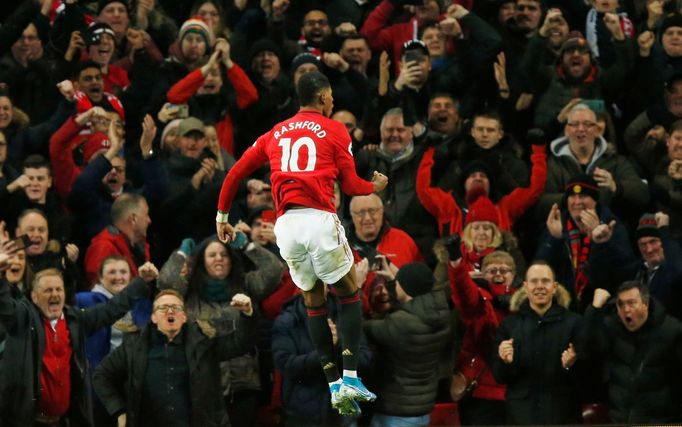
[49,117,107,199]
[101,63,129,94]
[350,225,422,313]
[360,0,471,74]
[84,226,150,286]
[166,65,258,155]
[449,260,512,401]
[416,144,547,236]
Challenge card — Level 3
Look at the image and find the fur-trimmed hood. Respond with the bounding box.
[509,284,572,312]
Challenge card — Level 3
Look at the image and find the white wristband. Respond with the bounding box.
[216,211,229,223]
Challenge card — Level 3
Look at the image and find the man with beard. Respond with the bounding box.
[584,284,682,424]
[520,8,570,87]
[0,266,154,427]
[300,10,334,54]
[530,29,632,130]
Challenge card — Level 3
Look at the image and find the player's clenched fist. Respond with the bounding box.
[372,171,388,193]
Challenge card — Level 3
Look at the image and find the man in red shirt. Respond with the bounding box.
[216,71,387,416]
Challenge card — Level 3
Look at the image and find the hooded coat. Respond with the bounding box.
[492,286,584,425]
[364,287,453,417]
[537,134,649,220]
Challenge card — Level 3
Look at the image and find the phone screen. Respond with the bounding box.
[404,50,423,64]
[12,234,32,251]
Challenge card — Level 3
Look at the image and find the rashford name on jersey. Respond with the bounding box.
[273,120,327,140]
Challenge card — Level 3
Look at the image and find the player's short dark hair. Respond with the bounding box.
[297,71,330,107]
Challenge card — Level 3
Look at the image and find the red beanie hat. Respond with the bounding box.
[83,133,111,163]
[465,186,499,226]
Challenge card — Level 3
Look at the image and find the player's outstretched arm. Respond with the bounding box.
[216,214,236,243]
[372,171,388,193]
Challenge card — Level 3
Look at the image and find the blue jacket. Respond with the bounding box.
[591,226,682,320]
[69,154,167,244]
[75,288,151,370]
[535,205,635,312]
[272,295,371,424]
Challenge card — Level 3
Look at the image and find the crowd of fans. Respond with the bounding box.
[0,0,682,425]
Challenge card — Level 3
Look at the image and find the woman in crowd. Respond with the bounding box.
[159,235,283,427]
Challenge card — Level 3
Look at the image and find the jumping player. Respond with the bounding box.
[215,71,388,416]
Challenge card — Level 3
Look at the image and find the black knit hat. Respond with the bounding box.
[564,174,599,201]
[635,213,660,240]
[85,22,116,46]
[461,159,494,194]
[248,38,283,65]
[98,0,129,15]
[291,52,321,73]
[396,263,434,298]
[661,13,682,34]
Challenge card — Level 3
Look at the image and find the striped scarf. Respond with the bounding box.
[566,219,590,299]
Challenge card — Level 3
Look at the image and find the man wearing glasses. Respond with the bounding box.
[346,194,422,299]
[94,289,256,427]
[538,103,648,221]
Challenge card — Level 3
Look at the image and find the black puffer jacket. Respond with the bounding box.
[584,299,682,424]
[364,288,452,417]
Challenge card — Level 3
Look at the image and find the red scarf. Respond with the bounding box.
[566,219,590,298]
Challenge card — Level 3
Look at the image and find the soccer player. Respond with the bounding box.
[215,71,387,415]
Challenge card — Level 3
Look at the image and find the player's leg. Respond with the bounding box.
[274,210,360,415]
[302,280,360,416]
[302,280,339,385]
[331,268,376,403]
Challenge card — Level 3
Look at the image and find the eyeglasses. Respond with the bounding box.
[484,267,512,275]
[566,121,596,129]
[111,166,126,173]
[303,19,329,27]
[154,304,185,313]
[351,208,382,218]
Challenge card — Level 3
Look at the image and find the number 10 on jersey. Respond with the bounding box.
[279,137,317,172]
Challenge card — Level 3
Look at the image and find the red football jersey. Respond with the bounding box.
[218,110,374,217]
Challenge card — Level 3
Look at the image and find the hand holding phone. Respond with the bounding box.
[12,234,32,251]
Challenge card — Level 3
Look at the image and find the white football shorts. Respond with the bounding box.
[273,208,353,291]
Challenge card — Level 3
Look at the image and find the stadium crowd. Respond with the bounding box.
[0,0,681,425]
